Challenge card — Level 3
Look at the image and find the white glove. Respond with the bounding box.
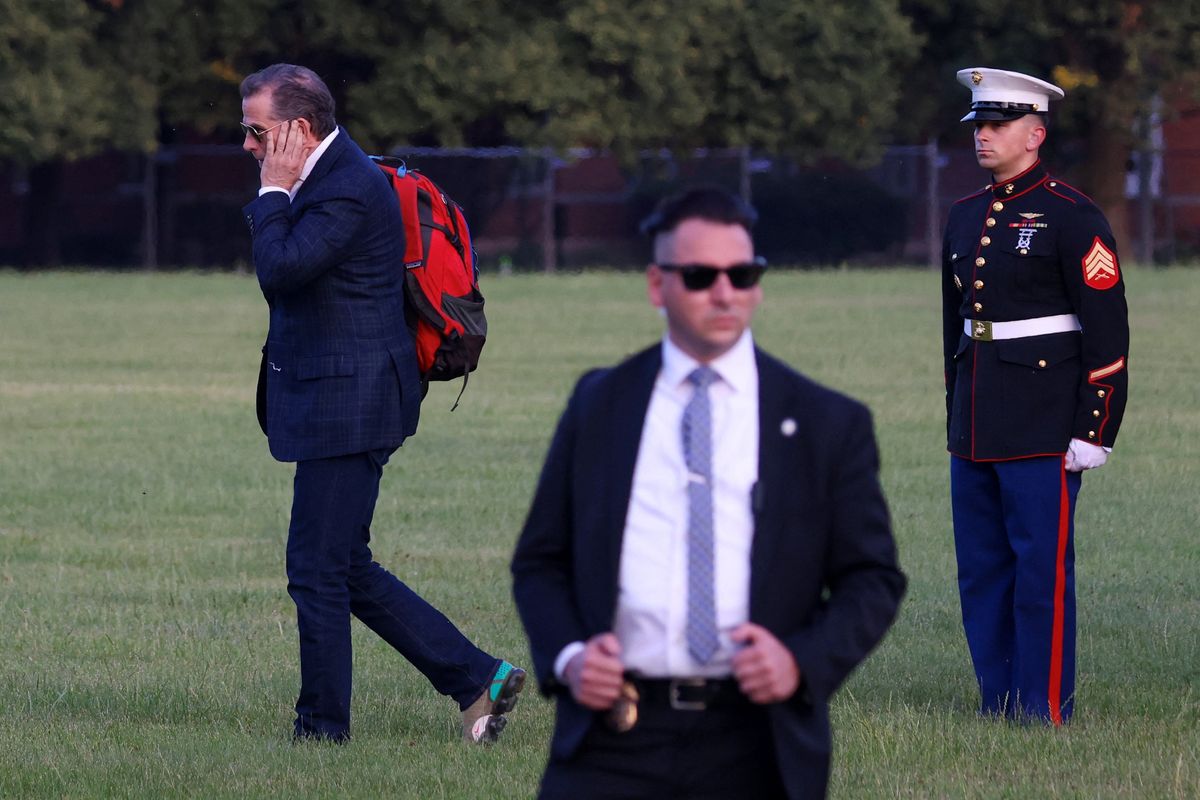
[1065,438,1108,472]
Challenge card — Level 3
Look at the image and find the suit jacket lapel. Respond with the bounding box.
[750,350,800,616]
[595,345,661,624]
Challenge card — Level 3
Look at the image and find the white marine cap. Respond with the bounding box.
[957,67,1065,122]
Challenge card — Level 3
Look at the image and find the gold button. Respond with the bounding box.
[974,280,984,290]
[981,236,991,246]
[951,252,958,260]
[1088,431,1096,439]
[992,201,1004,212]
[1020,248,1029,255]
[1050,181,1057,187]
[1005,184,1014,194]
[975,257,986,267]
[973,302,983,312]
[1037,359,1047,368]
[986,217,996,228]
[1093,410,1101,417]
[1097,389,1106,398]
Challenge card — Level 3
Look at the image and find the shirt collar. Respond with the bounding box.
[291,127,340,198]
[991,159,1047,200]
[660,330,756,393]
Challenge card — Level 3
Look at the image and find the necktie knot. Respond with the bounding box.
[688,365,717,391]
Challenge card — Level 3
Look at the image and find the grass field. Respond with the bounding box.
[0,267,1197,799]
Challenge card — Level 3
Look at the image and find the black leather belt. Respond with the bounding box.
[633,678,744,711]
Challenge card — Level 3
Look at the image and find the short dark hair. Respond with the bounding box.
[240,64,337,138]
[639,186,758,239]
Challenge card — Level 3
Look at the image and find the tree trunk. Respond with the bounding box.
[22,161,65,268]
[1081,120,1133,257]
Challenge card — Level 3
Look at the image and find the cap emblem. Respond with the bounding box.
[972,71,983,85]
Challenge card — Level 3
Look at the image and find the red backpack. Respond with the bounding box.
[371,156,486,406]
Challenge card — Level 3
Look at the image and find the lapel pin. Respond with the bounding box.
[781,418,797,437]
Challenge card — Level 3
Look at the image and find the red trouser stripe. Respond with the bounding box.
[1048,458,1070,725]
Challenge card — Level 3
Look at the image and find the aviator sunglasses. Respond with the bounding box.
[656,256,767,290]
[239,119,288,142]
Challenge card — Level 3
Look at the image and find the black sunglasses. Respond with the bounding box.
[657,257,767,290]
[239,120,287,142]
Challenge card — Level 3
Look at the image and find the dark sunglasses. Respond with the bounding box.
[239,120,287,142]
[657,257,767,290]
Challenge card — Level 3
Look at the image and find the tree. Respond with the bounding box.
[0,0,126,264]
[345,1,919,164]
[0,0,251,266]
[899,0,1200,253]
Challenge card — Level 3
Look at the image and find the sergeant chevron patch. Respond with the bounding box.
[1082,237,1119,289]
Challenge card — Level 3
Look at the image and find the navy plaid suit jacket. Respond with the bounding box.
[244,129,421,462]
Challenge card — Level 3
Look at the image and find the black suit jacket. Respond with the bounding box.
[244,128,422,462]
[511,344,906,798]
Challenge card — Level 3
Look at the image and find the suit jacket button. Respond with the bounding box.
[975,257,986,267]
[1097,389,1106,397]
[974,280,984,290]
[981,236,991,246]
[992,201,1004,212]
[986,217,996,228]
[973,302,983,312]
[1093,409,1101,417]
[1088,431,1097,439]
[1037,359,1047,368]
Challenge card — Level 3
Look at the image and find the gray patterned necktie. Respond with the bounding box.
[683,366,719,664]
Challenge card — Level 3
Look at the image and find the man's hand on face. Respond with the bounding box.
[259,120,310,192]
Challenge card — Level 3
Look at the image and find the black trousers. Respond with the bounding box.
[287,448,497,740]
[539,694,788,800]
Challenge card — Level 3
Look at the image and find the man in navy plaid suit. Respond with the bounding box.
[240,64,523,744]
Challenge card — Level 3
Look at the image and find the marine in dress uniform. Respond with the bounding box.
[942,68,1129,724]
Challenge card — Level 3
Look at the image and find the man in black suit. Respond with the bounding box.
[240,63,523,744]
[511,187,906,798]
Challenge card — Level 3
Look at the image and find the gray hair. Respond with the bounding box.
[240,64,337,138]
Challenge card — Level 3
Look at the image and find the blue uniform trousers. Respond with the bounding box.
[950,455,1081,724]
[287,448,498,740]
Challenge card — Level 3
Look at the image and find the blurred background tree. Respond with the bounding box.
[898,0,1200,249]
[2,0,1198,265]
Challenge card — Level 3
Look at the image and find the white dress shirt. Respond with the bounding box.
[258,127,339,200]
[555,330,760,680]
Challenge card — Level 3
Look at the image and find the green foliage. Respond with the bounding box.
[537,0,919,161]
[0,0,119,163]
[4,1,1199,193]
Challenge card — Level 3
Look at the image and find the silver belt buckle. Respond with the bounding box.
[971,320,993,341]
[669,678,709,711]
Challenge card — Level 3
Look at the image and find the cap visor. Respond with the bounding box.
[960,109,1031,122]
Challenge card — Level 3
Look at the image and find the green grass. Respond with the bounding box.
[0,267,1197,798]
